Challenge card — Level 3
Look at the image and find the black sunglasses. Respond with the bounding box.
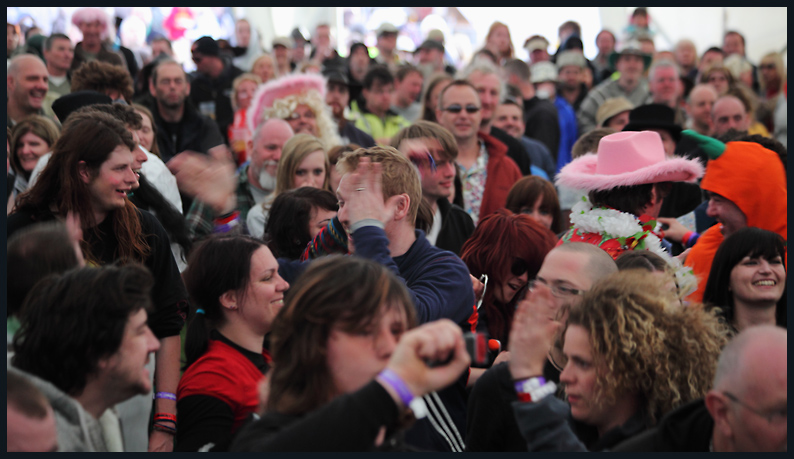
[511,259,530,277]
[443,104,480,114]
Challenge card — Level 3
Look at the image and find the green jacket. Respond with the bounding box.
[350,100,410,145]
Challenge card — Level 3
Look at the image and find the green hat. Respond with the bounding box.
[609,40,652,70]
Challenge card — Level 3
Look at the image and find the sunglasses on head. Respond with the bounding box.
[511,259,530,277]
[443,104,480,114]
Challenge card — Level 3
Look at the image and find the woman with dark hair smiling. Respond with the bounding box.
[703,227,787,333]
[177,235,289,451]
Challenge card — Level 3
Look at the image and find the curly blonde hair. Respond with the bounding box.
[261,89,341,151]
[563,270,729,424]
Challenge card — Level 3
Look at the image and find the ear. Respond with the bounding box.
[148,77,156,97]
[185,80,191,97]
[705,390,734,440]
[78,161,91,184]
[219,290,238,311]
[390,193,410,221]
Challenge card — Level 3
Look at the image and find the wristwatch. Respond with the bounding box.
[514,376,557,403]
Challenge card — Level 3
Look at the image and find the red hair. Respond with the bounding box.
[460,209,557,343]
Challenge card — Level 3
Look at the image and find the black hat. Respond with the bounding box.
[192,36,220,57]
[51,90,113,123]
[416,39,444,53]
[623,103,682,142]
[323,69,349,86]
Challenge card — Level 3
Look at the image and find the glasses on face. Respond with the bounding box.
[723,392,787,424]
[528,278,586,298]
[443,104,480,114]
[511,259,530,277]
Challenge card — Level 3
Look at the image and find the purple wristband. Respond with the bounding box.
[377,368,415,406]
[154,391,177,401]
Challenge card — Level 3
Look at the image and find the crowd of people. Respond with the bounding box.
[6,6,787,453]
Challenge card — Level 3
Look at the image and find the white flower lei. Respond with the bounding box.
[569,196,697,297]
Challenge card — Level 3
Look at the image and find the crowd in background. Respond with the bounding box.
[6,6,787,453]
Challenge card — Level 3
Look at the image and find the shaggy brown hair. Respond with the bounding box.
[71,60,134,102]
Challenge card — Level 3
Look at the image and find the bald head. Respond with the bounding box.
[554,242,619,285]
[7,54,49,117]
[253,118,294,146]
[706,325,786,452]
[712,95,749,136]
[713,325,786,393]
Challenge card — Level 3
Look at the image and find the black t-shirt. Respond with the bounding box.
[7,206,187,338]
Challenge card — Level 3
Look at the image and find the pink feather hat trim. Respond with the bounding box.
[555,131,704,191]
[247,73,328,130]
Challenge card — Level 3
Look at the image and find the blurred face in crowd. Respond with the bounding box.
[249,119,294,189]
[595,31,615,55]
[560,325,601,425]
[616,54,645,84]
[8,55,49,113]
[723,33,744,57]
[273,44,289,67]
[467,70,501,128]
[286,104,318,136]
[77,20,103,48]
[492,103,525,139]
[706,192,747,238]
[436,84,482,143]
[759,59,781,89]
[349,46,371,80]
[706,70,730,96]
[397,137,454,203]
[235,79,258,111]
[100,308,160,400]
[520,194,554,230]
[363,80,393,118]
[252,55,275,83]
[487,25,511,56]
[235,19,251,48]
[151,39,172,58]
[686,84,717,132]
[649,66,680,106]
[15,131,51,173]
[134,110,155,153]
[395,70,423,107]
[292,150,326,189]
[326,304,408,396]
[377,32,397,55]
[559,65,582,90]
[326,81,349,119]
[150,62,189,110]
[674,41,697,69]
[43,37,74,73]
[712,96,749,136]
[605,111,631,131]
[8,23,20,53]
[314,25,331,49]
[700,50,724,72]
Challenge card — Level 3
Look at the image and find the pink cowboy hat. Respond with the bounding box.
[556,131,703,191]
[247,73,327,132]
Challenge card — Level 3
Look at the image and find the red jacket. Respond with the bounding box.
[478,132,523,221]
